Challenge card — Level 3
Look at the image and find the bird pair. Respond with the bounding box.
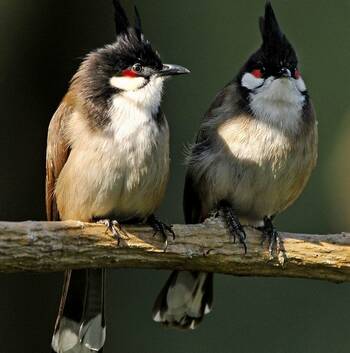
[47,1,317,352]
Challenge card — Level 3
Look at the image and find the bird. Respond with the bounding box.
[46,1,189,352]
[152,1,317,330]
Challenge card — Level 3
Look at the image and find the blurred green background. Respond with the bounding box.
[0,1,349,352]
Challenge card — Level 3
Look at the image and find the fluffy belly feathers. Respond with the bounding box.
[196,116,317,224]
[55,117,169,222]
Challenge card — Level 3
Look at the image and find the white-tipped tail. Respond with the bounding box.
[152,271,213,329]
[51,318,80,352]
[51,269,105,353]
[79,314,106,351]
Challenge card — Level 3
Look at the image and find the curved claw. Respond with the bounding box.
[229,228,247,254]
[97,219,129,245]
[163,224,175,240]
[148,215,175,250]
[258,216,283,258]
[268,229,279,255]
[219,202,247,254]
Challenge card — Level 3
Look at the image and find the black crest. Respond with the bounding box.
[109,1,161,70]
[112,0,130,35]
[259,2,283,48]
[134,5,143,40]
[259,2,297,67]
[112,0,143,40]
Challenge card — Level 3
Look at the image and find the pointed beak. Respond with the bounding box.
[278,67,292,78]
[157,64,190,77]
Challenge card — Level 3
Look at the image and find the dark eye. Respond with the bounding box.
[132,63,143,73]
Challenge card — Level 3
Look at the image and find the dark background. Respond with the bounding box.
[0,1,350,352]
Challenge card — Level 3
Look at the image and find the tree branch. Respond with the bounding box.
[0,219,349,282]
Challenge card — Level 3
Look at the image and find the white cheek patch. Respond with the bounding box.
[241,72,264,90]
[110,76,147,91]
[294,77,306,92]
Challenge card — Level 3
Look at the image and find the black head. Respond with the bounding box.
[72,0,190,109]
[110,0,189,78]
[110,0,163,76]
[257,1,298,77]
[238,2,306,97]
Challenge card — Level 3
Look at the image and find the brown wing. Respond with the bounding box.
[46,96,73,221]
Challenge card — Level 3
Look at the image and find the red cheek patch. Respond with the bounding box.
[121,69,138,77]
[294,69,301,79]
[251,69,263,78]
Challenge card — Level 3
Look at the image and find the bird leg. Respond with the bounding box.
[219,201,247,254]
[147,214,175,250]
[97,219,129,245]
[257,216,281,256]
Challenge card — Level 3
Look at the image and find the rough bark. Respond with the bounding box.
[0,219,349,282]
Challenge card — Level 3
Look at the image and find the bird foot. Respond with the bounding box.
[97,219,129,245]
[148,215,175,250]
[257,216,286,264]
[219,201,247,254]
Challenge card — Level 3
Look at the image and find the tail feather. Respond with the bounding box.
[51,269,106,353]
[79,268,105,350]
[79,313,105,351]
[152,271,213,329]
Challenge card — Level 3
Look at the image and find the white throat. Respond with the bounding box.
[121,76,164,113]
[108,76,164,140]
[249,77,306,133]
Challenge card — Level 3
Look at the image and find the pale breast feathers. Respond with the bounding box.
[187,96,317,224]
[53,95,170,222]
